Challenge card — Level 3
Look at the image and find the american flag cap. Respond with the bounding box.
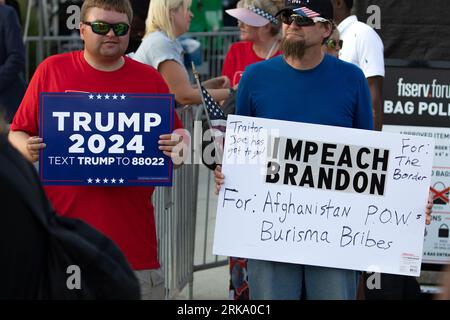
[276,0,334,20]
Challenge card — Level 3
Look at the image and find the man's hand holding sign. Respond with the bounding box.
[213,115,434,277]
[27,136,46,163]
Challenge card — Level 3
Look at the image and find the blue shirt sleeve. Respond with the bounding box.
[0,6,25,91]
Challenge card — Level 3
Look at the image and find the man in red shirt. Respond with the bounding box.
[9,0,183,300]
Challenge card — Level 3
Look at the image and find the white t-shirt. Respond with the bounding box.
[133,30,184,70]
[338,15,385,78]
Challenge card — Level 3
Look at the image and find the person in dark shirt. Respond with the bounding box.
[5,0,22,23]
[0,117,47,299]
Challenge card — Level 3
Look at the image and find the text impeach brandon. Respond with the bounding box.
[266,137,389,196]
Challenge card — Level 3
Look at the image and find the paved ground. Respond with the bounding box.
[177,265,229,300]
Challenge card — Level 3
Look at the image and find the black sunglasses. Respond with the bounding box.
[326,38,343,49]
[82,21,130,36]
[280,13,316,27]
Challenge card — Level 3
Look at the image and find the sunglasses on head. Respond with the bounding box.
[82,21,130,36]
[326,38,343,49]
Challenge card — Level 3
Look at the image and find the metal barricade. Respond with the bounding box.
[24,31,240,82]
[24,35,83,81]
[191,106,228,272]
[154,105,228,300]
[153,106,198,300]
[185,31,240,81]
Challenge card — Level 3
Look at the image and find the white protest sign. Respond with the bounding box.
[213,115,435,276]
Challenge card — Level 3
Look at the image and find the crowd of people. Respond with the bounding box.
[0,0,448,300]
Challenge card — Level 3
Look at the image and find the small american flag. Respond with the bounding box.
[201,85,227,134]
[200,85,227,161]
[294,7,320,18]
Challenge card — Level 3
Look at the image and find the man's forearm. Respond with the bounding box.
[372,94,382,131]
[367,76,383,131]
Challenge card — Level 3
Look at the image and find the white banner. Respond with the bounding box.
[213,115,435,276]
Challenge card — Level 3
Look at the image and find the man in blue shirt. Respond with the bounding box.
[215,0,373,300]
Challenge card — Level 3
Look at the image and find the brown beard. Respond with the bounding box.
[280,36,306,60]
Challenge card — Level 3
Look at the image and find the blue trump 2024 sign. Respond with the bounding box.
[39,92,175,186]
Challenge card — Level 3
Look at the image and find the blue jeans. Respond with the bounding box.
[248,259,358,300]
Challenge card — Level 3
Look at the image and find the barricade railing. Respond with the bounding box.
[153,106,198,299]
[187,106,228,299]
[24,30,240,81]
[154,105,228,300]
[185,31,240,81]
[24,34,83,81]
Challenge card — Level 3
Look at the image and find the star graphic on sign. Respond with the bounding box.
[119,178,124,183]
[95,178,101,183]
[111,178,116,184]
[112,94,118,100]
[104,94,110,99]
[96,94,102,99]
[87,178,93,183]
[88,94,94,99]
[120,94,126,100]
[103,178,109,183]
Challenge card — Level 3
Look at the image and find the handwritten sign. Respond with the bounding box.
[384,125,450,264]
[213,115,435,276]
[39,92,174,186]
